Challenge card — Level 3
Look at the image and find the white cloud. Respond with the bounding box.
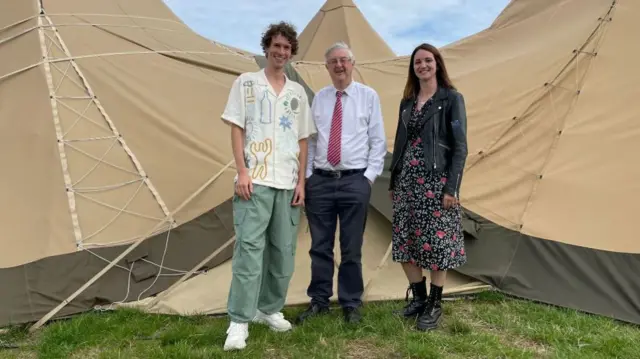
[164,0,510,56]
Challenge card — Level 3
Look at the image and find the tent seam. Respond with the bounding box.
[518,1,615,226]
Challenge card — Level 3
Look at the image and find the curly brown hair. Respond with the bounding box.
[260,21,299,57]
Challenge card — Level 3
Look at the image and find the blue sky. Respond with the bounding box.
[163,0,511,56]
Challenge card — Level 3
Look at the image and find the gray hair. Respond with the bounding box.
[324,41,355,63]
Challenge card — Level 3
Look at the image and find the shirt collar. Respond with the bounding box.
[334,80,356,97]
[259,68,291,94]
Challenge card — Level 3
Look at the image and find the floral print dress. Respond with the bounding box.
[391,98,466,271]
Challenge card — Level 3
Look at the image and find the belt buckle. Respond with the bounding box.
[330,170,341,178]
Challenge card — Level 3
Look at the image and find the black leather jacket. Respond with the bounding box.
[388,86,468,198]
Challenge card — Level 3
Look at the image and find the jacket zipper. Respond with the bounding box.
[433,115,437,170]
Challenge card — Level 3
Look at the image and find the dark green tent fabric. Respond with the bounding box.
[371,153,640,325]
[252,57,640,326]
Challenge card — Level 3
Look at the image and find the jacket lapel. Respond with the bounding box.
[417,87,447,128]
[401,99,414,128]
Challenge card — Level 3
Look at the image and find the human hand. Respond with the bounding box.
[388,190,393,201]
[443,193,458,210]
[235,169,253,200]
[292,181,305,206]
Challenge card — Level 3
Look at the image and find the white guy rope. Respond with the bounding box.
[0,50,243,83]
[81,180,147,242]
[40,23,186,33]
[70,137,120,186]
[85,246,203,276]
[29,159,235,332]
[42,13,173,222]
[72,190,164,222]
[36,11,84,246]
[63,142,140,177]
[0,15,37,33]
[46,13,187,27]
[144,235,236,309]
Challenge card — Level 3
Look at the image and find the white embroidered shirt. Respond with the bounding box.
[221,69,316,190]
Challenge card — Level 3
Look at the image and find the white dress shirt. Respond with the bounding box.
[306,80,387,183]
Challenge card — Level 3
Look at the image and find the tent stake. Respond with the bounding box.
[29,160,234,332]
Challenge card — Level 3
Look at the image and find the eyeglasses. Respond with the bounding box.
[327,57,351,66]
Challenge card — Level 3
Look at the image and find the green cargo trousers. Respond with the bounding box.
[227,184,301,323]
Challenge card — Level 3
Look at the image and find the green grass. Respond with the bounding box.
[0,291,638,358]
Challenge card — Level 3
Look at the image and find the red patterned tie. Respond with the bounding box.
[327,91,343,166]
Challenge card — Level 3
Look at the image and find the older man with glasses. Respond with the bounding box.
[297,42,387,325]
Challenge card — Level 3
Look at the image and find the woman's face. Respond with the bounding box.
[413,49,437,82]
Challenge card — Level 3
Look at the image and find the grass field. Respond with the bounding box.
[0,291,638,358]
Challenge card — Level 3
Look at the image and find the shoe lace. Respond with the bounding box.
[227,322,247,335]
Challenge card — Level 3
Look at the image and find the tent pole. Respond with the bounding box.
[144,235,236,309]
[362,240,393,300]
[29,160,235,332]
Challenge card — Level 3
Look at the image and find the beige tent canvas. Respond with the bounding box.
[293,0,395,62]
[293,0,640,325]
[3,0,638,329]
[0,0,483,329]
[0,0,266,326]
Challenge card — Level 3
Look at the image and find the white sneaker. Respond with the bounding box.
[252,310,292,332]
[223,322,248,351]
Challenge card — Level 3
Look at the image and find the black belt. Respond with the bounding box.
[313,168,365,178]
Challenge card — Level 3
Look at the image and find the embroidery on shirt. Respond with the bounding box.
[259,90,273,124]
[279,115,292,131]
[243,80,255,103]
[249,138,272,180]
[245,121,259,142]
[283,91,301,118]
[243,80,258,140]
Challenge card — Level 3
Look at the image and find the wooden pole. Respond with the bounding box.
[29,160,234,332]
[144,235,236,309]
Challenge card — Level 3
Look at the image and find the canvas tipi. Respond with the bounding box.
[3,0,637,330]
[0,0,484,329]
[295,0,640,325]
[119,0,484,318]
[0,0,271,327]
[442,0,640,325]
[293,0,395,62]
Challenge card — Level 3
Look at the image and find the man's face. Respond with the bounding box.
[266,34,292,69]
[325,48,353,83]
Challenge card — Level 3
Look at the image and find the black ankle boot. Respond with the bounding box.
[394,276,428,319]
[416,283,443,331]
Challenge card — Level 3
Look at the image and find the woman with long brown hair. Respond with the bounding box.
[387,43,468,331]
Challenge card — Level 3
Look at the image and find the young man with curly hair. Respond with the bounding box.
[220,21,316,351]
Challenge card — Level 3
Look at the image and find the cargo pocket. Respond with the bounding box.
[233,207,247,240]
[289,207,301,256]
